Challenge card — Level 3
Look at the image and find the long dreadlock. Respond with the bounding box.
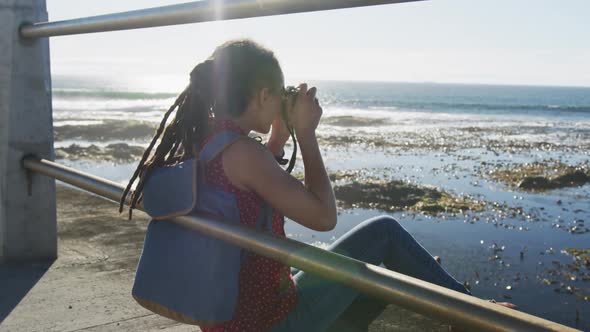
[119,39,286,219]
[119,59,213,219]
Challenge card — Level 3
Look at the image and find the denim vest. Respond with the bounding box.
[132,130,272,326]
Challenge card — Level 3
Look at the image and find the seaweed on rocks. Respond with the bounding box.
[292,170,487,214]
[486,160,590,191]
[333,179,485,214]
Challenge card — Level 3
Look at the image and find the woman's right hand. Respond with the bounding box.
[289,83,322,138]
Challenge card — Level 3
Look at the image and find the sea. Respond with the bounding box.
[52,75,590,330]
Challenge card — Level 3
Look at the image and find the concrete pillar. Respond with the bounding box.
[0,0,56,262]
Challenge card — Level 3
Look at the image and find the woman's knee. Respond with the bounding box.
[360,215,404,234]
[334,215,407,251]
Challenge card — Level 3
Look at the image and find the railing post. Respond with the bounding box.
[0,0,55,262]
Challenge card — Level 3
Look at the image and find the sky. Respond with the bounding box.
[47,0,590,89]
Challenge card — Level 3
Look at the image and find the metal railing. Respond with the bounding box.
[20,0,423,38]
[17,0,581,331]
[22,157,579,332]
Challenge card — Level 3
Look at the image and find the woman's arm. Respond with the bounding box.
[296,130,337,230]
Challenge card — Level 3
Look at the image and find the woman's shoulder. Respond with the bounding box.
[225,136,273,164]
[221,136,277,192]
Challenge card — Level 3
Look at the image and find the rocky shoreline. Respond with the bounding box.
[54,120,156,141]
[56,143,145,162]
[53,118,590,154]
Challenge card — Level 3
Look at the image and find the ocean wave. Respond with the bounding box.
[54,110,164,124]
[52,98,172,112]
[428,102,590,113]
[54,120,157,141]
[321,116,389,127]
[344,100,590,114]
[52,88,590,115]
[53,88,177,100]
[368,106,398,111]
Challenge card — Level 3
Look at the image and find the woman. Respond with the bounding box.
[122,39,513,332]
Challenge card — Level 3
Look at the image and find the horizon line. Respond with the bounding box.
[51,73,590,90]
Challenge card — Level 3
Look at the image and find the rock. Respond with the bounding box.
[106,143,145,161]
[488,161,590,192]
[518,176,553,190]
[552,170,590,187]
[87,145,101,154]
[517,171,590,191]
[54,150,69,160]
[55,143,144,163]
[333,179,483,214]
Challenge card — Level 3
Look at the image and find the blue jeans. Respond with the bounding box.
[269,215,471,332]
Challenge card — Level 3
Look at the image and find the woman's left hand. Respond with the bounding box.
[267,114,290,156]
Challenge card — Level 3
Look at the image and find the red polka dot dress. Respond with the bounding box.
[201,119,298,332]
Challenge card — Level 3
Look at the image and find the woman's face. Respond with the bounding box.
[254,86,283,134]
[240,67,285,134]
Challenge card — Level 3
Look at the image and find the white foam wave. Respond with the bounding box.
[52,97,174,112]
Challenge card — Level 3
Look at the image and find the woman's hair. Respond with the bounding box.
[119,39,284,218]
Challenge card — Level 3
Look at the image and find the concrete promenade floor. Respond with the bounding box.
[0,186,447,332]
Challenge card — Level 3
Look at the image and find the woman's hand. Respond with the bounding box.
[290,83,322,138]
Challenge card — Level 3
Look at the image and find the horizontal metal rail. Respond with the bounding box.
[22,156,579,332]
[20,0,423,38]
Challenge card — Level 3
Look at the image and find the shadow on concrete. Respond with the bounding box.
[327,295,388,332]
[0,260,54,323]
